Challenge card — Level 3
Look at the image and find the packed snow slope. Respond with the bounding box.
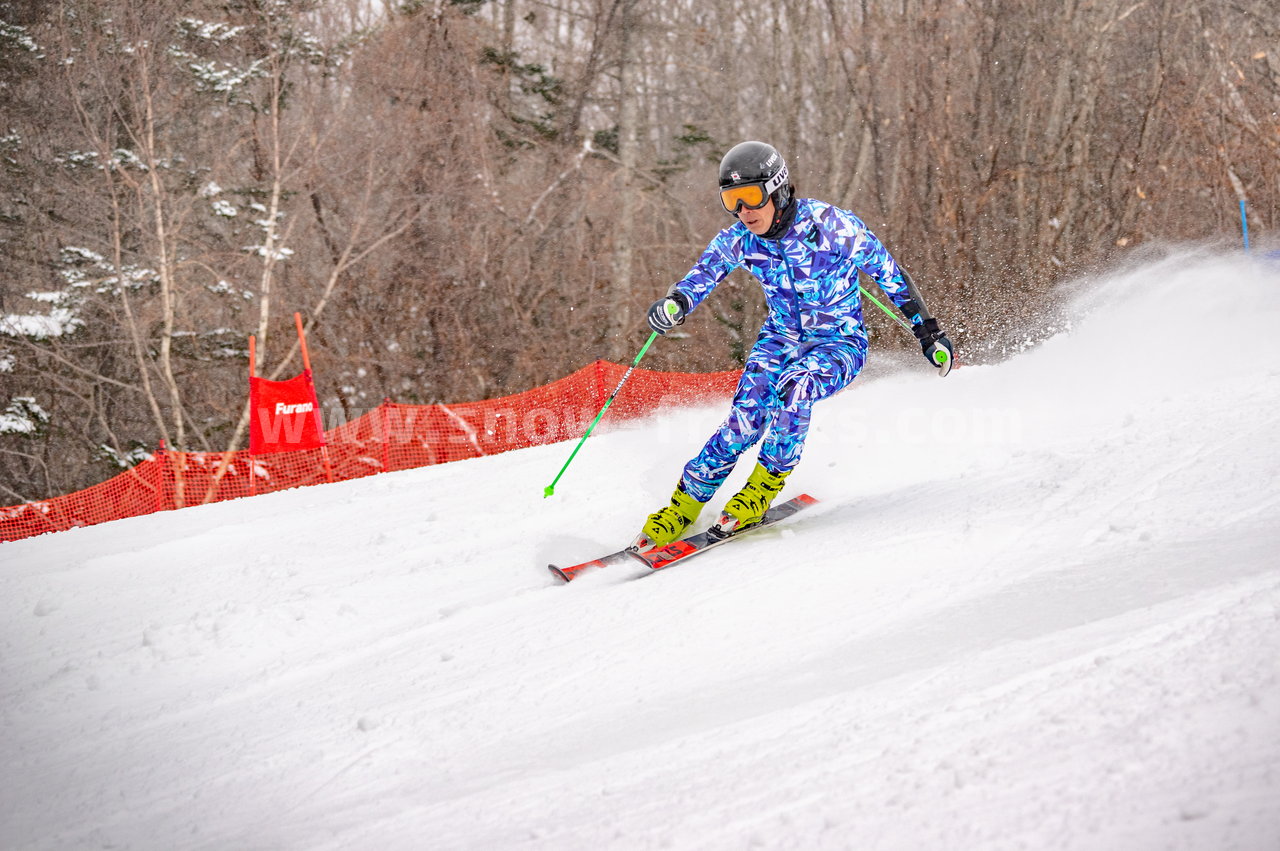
[3,249,1280,851]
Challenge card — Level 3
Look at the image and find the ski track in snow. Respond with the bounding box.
[2,249,1280,850]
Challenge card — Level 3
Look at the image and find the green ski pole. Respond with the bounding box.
[859,284,953,372]
[858,284,912,331]
[543,329,662,498]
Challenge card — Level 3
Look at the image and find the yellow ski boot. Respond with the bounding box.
[631,484,706,552]
[712,462,790,538]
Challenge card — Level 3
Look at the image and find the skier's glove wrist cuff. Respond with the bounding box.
[912,317,941,342]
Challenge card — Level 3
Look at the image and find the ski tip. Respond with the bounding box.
[548,564,570,582]
[794,493,819,506]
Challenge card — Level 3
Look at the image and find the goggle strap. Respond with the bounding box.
[763,164,788,195]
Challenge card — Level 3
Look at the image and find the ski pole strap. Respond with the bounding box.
[543,331,660,498]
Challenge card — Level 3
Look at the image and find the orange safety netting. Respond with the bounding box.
[1,361,739,543]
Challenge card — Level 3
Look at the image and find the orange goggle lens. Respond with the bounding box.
[719,182,769,213]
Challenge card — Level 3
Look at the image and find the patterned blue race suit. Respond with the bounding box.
[672,198,924,502]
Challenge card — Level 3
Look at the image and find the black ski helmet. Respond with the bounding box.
[718,141,793,215]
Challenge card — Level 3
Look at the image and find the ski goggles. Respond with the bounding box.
[719,182,771,213]
[718,164,789,213]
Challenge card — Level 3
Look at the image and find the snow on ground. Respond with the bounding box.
[2,248,1279,850]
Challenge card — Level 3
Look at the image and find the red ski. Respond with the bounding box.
[548,494,818,582]
[547,549,640,583]
[636,494,818,571]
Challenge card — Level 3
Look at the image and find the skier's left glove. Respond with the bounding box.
[913,318,954,377]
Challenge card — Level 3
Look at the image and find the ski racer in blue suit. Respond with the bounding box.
[632,140,954,551]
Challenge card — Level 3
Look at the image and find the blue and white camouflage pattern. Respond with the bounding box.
[673,198,914,502]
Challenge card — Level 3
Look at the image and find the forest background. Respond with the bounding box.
[0,0,1276,503]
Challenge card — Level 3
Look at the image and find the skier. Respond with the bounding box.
[633,140,954,551]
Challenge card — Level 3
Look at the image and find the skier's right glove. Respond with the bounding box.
[913,318,955,377]
[646,294,688,335]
